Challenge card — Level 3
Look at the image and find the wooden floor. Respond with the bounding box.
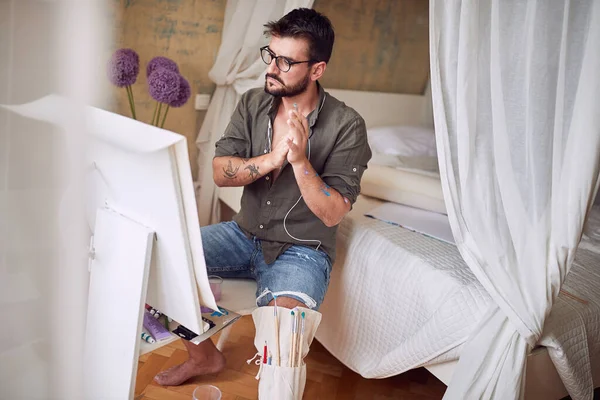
[135,315,447,400]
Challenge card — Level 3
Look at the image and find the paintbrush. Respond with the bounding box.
[292,307,301,367]
[297,311,306,367]
[273,295,280,366]
[289,309,296,367]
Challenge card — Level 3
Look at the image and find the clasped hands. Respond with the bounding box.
[270,107,309,169]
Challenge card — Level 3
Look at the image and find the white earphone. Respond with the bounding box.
[274,95,327,250]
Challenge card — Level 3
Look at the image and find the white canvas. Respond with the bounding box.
[2,95,218,334]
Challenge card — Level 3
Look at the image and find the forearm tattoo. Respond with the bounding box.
[223,159,240,179]
[245,164,260,180]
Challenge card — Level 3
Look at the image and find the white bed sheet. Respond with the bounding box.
[316,197,600,398]
[316,195,491,378]
[539,218,600,399]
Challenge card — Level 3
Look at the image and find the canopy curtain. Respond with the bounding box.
[195,0,314,226]
[429,0,600,398]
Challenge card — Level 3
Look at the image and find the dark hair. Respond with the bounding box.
[264,8,335,64]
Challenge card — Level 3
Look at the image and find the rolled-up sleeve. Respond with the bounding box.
[320,116,372,205]
[214,93,250,158]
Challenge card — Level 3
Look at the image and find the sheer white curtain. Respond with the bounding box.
[429,0,600,398]
[195,0,313,226]
[1,1,105,398]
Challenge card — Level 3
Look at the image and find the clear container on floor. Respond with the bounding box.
[192,384,222,400]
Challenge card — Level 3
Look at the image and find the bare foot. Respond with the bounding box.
[154,347,226,386]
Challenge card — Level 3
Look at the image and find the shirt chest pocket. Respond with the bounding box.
[251,120,271,158]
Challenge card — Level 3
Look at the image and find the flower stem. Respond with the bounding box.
[124,86,132,117]
[125,85,137,120]
[129,86,137,120]
[156,103,163,127]
[151,102,159,126]
[160,105,170,128]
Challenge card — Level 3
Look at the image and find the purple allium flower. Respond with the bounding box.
[148,68,181,104]
[169,75,191,107]
[146,56,179,78]
[107,48,140,87]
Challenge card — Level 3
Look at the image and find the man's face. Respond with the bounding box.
[264,36,312,98]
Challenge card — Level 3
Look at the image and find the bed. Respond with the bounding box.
[216,88,600,399]
[318,192,600,399]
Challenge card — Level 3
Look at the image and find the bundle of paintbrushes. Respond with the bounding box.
[251,301,323,399]
[288,308,306,367]
[262,300,308,367]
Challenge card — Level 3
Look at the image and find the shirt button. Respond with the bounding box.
[266,201,271,205]
[265,176,270,181]
[259,224,264,229]
[264,149,268,154]
[353,167,357,172]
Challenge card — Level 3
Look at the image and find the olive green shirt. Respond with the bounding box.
[214,83,371,264]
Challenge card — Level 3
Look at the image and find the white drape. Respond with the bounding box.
[1,1,106,398]
[195,0,313,226]
[429,0,600,398]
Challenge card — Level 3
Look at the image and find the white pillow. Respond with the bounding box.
[369,152,439,173]
[361,164,446,214]
[367,125,436,157]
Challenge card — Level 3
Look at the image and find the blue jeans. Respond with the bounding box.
[201,221,332,310]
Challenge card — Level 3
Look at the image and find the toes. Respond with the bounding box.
[153,366,177,385]
[154,374,178,386]
[154,371,169,382]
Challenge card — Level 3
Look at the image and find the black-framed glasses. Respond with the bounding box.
[260,46,316,72]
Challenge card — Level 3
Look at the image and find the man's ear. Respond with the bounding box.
[310,62,327,81]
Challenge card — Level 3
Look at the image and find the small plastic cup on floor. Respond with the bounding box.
[200,276,224,313]
[208,275,223,301]
[192,384,221,400]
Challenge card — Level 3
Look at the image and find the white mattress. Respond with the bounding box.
[317,197,600,398]
[316,195,491,378]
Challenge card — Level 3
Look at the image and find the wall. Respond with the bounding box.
[314,0,430,94]
[107,0,226,182]
[108,0,430,178]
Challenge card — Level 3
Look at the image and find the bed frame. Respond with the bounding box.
[216,87,596,398]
